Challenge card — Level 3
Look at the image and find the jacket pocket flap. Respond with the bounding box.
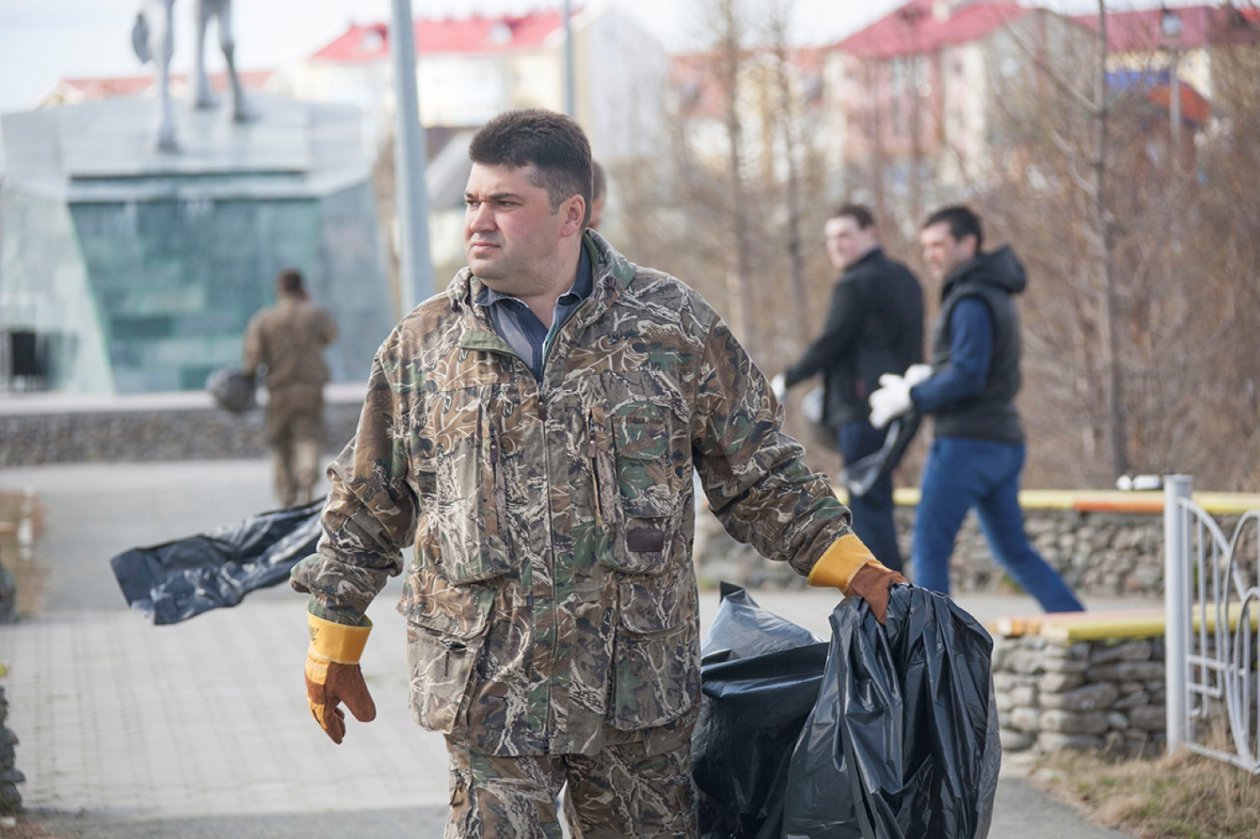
[617,570,694,635]
[399,574,495,640]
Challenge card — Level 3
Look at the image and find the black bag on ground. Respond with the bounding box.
[110,499,323,625]
[694,585,828,838]
[694,584,999,839]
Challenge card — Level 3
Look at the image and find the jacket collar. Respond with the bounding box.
[450,230,638,353]
[843,246,884,276]
[447,229,635,316]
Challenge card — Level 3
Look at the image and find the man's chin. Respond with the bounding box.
[467,256,503,280]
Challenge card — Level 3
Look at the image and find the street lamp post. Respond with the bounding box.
[562,0,575,116]
[391,0,434,313]
[1161,7,1183,161]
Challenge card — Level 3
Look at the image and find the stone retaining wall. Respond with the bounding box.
[0,395,1232,602]
[0,394,363,466]
[694,505,1173,599]
[991,634,1167,758]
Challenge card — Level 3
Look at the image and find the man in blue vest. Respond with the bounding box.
[869,205,1082,612]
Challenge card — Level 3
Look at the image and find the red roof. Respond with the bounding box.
[53,70,273,101]
[1073,5,1260,52]
[311,11,569,64]
[837,0,1030,59]
[1145,80,1212,127]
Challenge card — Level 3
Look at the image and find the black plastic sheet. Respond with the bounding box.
[110,499,323,625]
[694,584,999,839]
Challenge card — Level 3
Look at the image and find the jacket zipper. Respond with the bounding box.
[588,410,604,524]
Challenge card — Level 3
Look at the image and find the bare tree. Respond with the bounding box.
[714,0,757,353]
[979,3,1260,489]
[767,1,809,328]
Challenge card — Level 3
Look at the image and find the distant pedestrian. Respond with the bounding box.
[774,203,923,573]
[242,268,338,508]
[869,205,1083,612]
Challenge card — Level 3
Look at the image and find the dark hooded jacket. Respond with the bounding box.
[928,246,1026,443]
[783,248,923,427]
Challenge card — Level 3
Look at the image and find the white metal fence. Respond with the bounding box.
[1164,475,1260,772]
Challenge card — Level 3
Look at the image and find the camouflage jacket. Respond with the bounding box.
[243,293,338,393]
[290,232,852,756]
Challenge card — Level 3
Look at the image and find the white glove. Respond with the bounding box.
[770,373,787,402]
[868,373,913,429]
[904,363,933,388]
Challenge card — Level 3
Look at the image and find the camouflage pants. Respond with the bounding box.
[265,386,325,508]
[443,727,697,838]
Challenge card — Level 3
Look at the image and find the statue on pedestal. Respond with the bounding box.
[131,0,251,151]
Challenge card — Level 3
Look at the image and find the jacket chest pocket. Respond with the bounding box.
[416,385,514,585]
[589,371,692,575]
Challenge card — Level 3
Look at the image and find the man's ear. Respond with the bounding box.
[561,195,586,236]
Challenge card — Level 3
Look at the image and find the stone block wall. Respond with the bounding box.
[0,394,363,467]
[0,395,1241,604]
[693,505,1171,599]
[992,634,1167,757]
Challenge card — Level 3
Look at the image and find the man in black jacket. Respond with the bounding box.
[775,204,923,572]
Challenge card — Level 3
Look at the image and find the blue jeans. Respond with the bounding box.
[913,437,1083,612]
[839,419,903,573]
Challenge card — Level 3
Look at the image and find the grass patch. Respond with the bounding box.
[1033,748,1260,838]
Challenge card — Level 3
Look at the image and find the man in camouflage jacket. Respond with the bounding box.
[292,109,903,838]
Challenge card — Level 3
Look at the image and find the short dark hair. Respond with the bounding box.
[469,109,593,226]
[922,205,984,251]
[829,203,875,230]
[592,160,606,201]
[277,268,304,294]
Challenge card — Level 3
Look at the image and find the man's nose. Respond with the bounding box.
[467,203,495,231]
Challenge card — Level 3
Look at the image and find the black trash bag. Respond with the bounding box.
[206,366,258,414]
[841,413,921,499]
[779,585,1000,839]
[110,499,324,625]
[694,585,829,838]
[701,581,824,664]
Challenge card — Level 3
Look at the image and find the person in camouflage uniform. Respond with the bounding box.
[292,110,905,838]
[243,268,338,507]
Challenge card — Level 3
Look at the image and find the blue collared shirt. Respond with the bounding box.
[475,246,593,380]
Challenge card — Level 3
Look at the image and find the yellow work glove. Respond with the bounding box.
[305,612,377,744]
[808,533,908,625]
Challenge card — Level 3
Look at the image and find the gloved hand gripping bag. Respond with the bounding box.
[693,583,999,839]
[779,585,1000,839]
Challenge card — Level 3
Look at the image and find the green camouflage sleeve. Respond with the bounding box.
[692,315,852,576]
[290,332,417,623]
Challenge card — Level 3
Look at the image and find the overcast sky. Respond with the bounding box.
[0,0,1171,116]
[0,0,896,114]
